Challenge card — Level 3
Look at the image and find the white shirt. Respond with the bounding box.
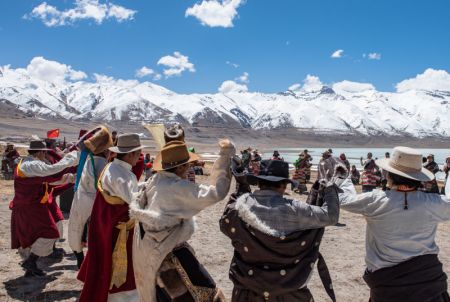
[101,158,139,204]
[339,177,450,272]
[20,151,79,177]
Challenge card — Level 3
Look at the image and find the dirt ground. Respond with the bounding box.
[1,170,450,302]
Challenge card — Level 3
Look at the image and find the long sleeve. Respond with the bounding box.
[177,142,235,218]
[102,169,139,205]
[286,185,340,230]
[19,151,79,178]
[338,177,378,215]
[427,180,450,222]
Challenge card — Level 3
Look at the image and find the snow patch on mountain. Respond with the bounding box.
[1,58,450,138]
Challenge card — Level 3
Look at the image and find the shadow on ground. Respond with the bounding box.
[3,272,80,301]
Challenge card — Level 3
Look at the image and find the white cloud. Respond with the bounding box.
[226,61,239,68]
[396,68,450,93]
[93,73,138,87]
[218,80,248,93]
[332,80,375,94]
[185,0,244,28]
[157,52,195,78]
[135,66,154,78]
[288,83,301,92]
[368,52,381,60]
[26,0,136,27]
[302,75,323,92]
[331,49,344,59]
[236,71,249,83]
[153,73,162,81]
[26,56,87,83]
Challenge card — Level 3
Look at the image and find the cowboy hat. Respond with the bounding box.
[108,133,146,154]
[28,140,51,151]
[153,140,199,171]
[376,146,434,182]
[247,160,297,186]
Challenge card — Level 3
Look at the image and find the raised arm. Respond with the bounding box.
[286,185,340,231]
[338,177,377,215]
[19,151,79,178]
[174,140,235,218]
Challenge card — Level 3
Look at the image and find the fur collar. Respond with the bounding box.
[234,193,281,237]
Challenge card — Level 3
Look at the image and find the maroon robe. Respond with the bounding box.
[77,161,144,302]
[10,164,70,249]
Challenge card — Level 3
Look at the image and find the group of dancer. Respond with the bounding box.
[8,124,450,302]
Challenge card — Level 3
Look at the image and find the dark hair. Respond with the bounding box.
[388,172,421,189]
[116,153,127,160]
[28,150,41,156]
[258,179,289,190]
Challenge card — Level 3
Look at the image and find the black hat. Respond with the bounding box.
[28,140,50,151]
[247,160,296,186]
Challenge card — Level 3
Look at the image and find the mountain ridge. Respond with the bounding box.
[1,65,449,138]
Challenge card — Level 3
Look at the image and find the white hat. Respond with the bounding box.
[108,133,146,154]
[376,146,434,182]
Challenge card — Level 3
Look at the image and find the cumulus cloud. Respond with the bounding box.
[25,0,136,27]
[93,73,138,87]
[302,75,323,92]
[288,83,301,92]
[135,66,154,78]
[236,72,249,83]
[218,80,248,93]
[26,56,87,83]
[396,68,450,93]
[185,0,244,28]
[332,80,375,94]
[157,52,195,78]
[368,52,381,60]
[331,49,344,59]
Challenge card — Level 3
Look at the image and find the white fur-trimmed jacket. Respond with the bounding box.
[129,141,235,302]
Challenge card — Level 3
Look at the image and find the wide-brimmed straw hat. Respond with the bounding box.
[247,160,297,186]
[376,146,434,182]
[28,140,51,151]
[108,133,146,154]
[153,140,199,171]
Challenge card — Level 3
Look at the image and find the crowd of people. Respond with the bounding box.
[4,127,450,302]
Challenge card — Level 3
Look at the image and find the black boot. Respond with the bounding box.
[47,243,64,259]
[74,251,84,269]
[21,253,45,277]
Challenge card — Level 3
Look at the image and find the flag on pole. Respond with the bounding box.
[47,128,60,139]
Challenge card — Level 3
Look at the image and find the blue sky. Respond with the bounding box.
[1,0,450,93]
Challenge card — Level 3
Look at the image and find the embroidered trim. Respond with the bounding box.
[170,253,216,301]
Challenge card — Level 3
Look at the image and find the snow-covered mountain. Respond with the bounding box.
[1,65,450,138]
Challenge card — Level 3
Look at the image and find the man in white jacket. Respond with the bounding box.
[68,149,110,268]
[130,139,235,302]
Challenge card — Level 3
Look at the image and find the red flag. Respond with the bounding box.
[47,129,60,139]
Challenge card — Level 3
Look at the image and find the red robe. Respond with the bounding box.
[45,151,76,223]
[78,160,144,302]
[10,165,70,249]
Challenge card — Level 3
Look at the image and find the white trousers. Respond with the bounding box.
[68,194,95,253]
[108,290,139,302]
[18,237,57,259]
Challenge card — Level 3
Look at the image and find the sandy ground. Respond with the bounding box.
[1,169,450,302]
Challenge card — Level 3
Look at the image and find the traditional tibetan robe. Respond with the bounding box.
[220,185,340,302]
[68,155,107,253]
[10,152,79,256]
[361,159,379,187]
[78,158,143,302]
[130,144,234,302]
